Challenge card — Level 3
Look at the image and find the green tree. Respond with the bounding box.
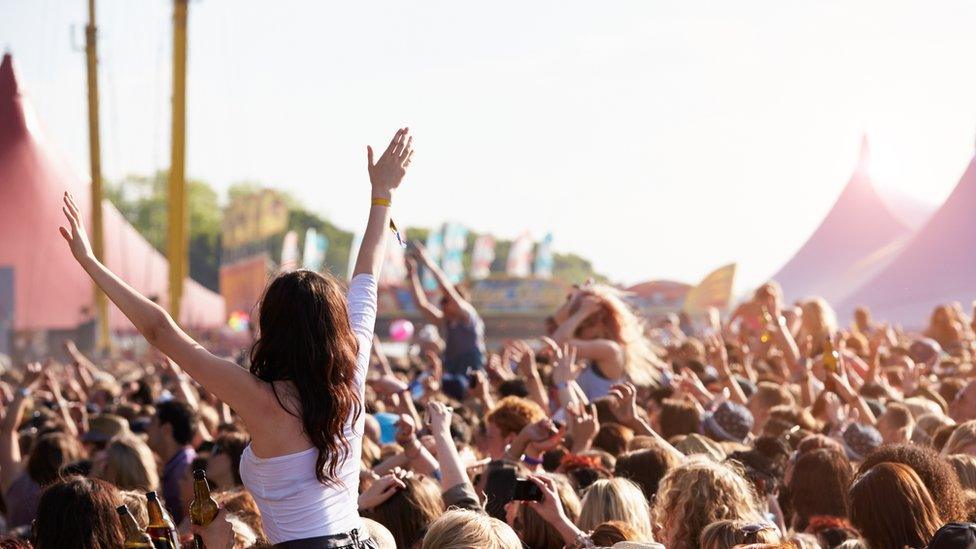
[105,171,222,291]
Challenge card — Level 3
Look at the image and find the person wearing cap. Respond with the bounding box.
[82,414,131,454]
[927,523,976,549]
[841,423,883,463]
[704,401,754,444]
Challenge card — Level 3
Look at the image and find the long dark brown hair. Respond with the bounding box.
[33,476,124,549]
[849,462,942,549]
[249,270,361,485]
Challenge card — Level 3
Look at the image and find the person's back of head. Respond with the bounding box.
[788,448,853,531]
[153,399,197,447]
[28,431,85,486]
[579,477,654,542]
[593,422,634,456]
[652,456,764,549]
[517,474,581,549]
[699,519,781,549]
[366,474,444,548]
[33,476,124,549]
[858,443,967,522]
[947,454,976,491]
[659,398,702,439]
[849,462,943,549]
[590,521,641,546]
[99,435,158,492]
[878,402,916,444]
[944,421,976,456]
[614,445,681,503]
[422,509,521,549]
[249,269,363,485]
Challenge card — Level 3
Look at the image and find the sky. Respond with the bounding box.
[3,0,976,291]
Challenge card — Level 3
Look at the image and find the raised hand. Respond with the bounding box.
[367,375,409,396]
[552,345,581,385]
[358,473,407,511]
[59,192,94,262]
[567,402,599,453]
[367,128,413,200]
[608,382,639,425]
[426,401,453,438]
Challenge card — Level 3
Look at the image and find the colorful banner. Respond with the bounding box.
[683,263,737,315]
[421,227,444,291]
[533,233,554,279]
[379,235,408,287]
[280,230,300,270]
[441,223,468,284]
[470,235,496,280]
[506,231,534,278]
[219,254,271,319]
[302,228,329,272]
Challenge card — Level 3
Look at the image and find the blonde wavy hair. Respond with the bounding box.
[578,477,654,542]
[798,297,838,346]
[946,453,976,490]
[943,421,976,456]
[651,456,764,549]
[699,519,781,549]
[570,285,664,386]
[98,435,159,492]
[421,509,521,549]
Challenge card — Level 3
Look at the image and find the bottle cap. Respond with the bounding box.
[193,469,207,480]
[146,491,158,501]
[116,505,128,515]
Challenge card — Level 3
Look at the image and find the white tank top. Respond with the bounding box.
[239,274,376,544]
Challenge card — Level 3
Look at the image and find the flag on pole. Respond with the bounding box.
[533,233,554,279]
[441,223,468,284]
[470,235,496,280]
[302,228,329,272]
[421,227,444,291]
[683,263,737,315]
[506,231,534,278]
[280,230,300,271]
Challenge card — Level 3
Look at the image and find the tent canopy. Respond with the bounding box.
[770,137,922,305]
[0,53,225,332]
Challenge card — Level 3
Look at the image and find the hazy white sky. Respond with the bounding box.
[4,0,976,291]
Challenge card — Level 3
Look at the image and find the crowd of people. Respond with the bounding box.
[4,128,976,548]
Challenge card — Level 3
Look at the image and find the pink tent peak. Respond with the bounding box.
[769,135,916,305]
[0,52,225,332]
[839,145,976,326]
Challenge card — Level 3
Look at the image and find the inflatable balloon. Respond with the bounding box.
[389,319,414,342]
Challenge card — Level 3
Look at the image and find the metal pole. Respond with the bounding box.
[85,0,110,351]
[167,0,189,322]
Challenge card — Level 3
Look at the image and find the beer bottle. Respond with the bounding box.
[759,307,773,343]
[823,335,840,374]
[117,504,154,548]
[145,491,180,549]
[189,469,220,549]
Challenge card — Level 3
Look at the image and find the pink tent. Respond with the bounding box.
[0,53,224,333]
[770,137,919,305]
[839,147,976,326]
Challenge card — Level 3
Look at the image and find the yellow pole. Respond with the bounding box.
[85,0,110,352]
[167,0,189,322]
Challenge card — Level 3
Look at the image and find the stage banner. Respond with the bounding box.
[442,223,468,284]
[280,230,300,271]
[506,231,534,278]
[302,228,329,272]
[222,190,289,251]
[533,233,554,279]
[219,254,272,319]
[421,227,444,291]
[683,263,737,315]
[379,235,408,287]
[470,235,496,280]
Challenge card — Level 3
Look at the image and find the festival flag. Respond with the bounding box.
[379,235,408,287]
[441,223,469,284]
[506,231,534,278]
[302,228,329,272]
[421,227,444,291]
[682,263,737,315]
[347,232,363,281]
[280,230,300,271]
[533,233,554,279]
[470,235,496,280]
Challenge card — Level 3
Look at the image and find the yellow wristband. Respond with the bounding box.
[372,197,391,207]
